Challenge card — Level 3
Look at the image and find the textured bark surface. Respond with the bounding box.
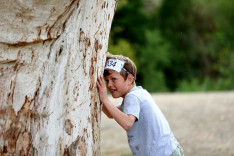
[0,0,117,155]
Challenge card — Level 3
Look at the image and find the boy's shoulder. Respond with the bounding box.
[128,86,143,93]
[127,86,149,98]
[126,86,152,101]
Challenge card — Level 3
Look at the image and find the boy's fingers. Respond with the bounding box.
[97,76,102,82]
[98,76,101,81]
[100,76,104,82]
[98,79,102,87]
[97,77,101,88]
[96,81,100,87]
[99,76,105,85]
[97,76,104,88]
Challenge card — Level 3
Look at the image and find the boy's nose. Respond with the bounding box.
[107,81,112,88]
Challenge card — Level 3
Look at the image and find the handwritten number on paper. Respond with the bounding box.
[107,60,117,67]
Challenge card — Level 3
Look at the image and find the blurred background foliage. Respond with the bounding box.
[108,0,234,92]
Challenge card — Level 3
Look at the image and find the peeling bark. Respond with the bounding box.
[0,0,118,155]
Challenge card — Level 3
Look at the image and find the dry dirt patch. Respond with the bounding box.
[101,91,234,156]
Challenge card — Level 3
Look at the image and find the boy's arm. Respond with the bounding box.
[102,104,113,118]
[97,76,135,131]
[102,98,136,131]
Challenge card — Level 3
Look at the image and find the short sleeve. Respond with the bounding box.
[117,101,124,111]
[123,94,141,120]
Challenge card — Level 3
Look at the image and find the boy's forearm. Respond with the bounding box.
[102,104,113,118]
[102,99,135,131]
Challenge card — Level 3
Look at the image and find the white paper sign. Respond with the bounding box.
[104,59,125,72]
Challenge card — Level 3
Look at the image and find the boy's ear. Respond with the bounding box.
[127,74,134,85]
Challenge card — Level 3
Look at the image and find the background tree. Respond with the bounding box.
[109,0,234,92]
[0,0,117,155]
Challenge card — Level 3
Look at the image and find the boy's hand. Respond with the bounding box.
[96,76,109,103]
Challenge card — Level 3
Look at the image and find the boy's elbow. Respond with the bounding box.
[123,123,133,131]
[123,115,135,131]
[124,126,131,131]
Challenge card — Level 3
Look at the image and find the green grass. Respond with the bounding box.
[121,153,133,156]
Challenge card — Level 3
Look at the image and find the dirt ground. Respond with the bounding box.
[100,91,234,156]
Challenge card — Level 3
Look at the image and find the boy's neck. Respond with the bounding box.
[130,84,136,89]
[124,84,136,97]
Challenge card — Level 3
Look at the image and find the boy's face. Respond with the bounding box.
[104,70,131,98]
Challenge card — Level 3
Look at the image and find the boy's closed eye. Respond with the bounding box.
[105,78,117,83]
[105,79,109,83]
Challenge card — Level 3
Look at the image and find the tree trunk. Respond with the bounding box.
[0,0,117,155]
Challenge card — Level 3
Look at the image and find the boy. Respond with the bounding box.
[96,53,184,156]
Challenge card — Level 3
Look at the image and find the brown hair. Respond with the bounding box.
[104,52,137,82]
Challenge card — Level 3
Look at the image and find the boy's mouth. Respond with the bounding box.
[110,89,117,93]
